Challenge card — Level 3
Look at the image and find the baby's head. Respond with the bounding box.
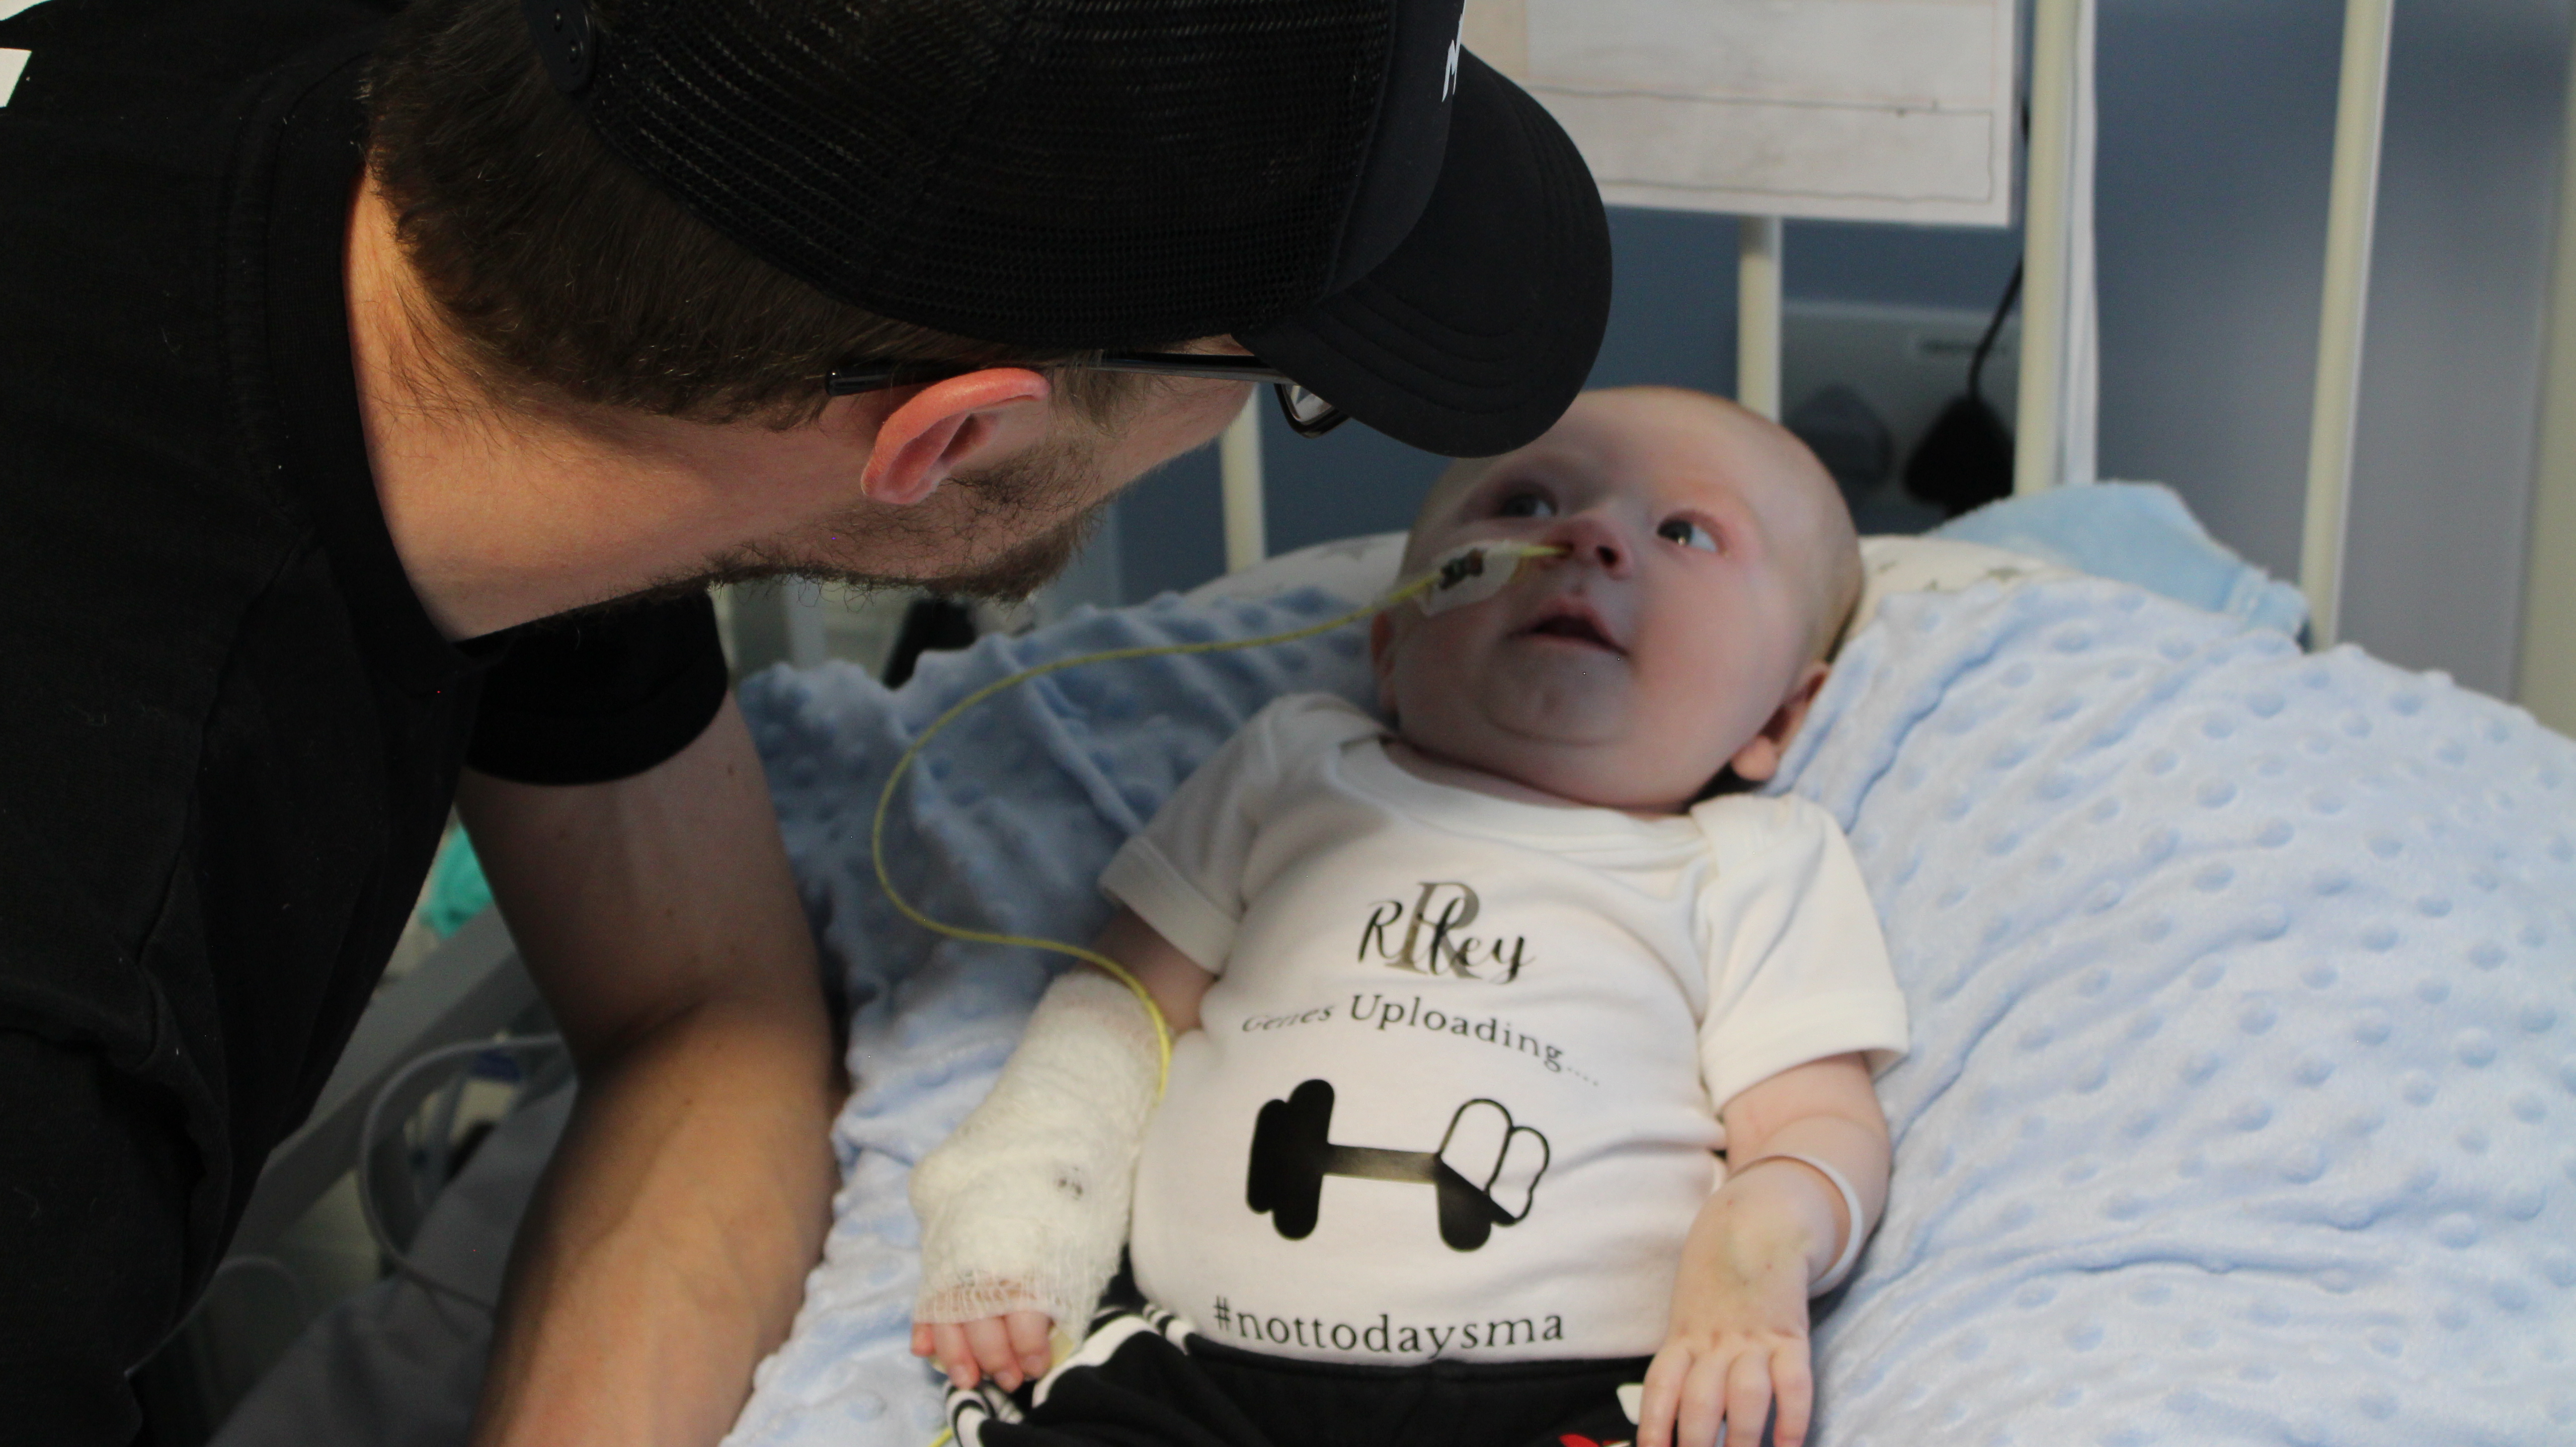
[1370,386,1860,813]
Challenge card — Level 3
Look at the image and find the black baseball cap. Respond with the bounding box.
[521,0,1609,456]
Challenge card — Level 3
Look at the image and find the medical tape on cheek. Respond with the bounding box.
[1413,540,1564,617]
[909,968,1162,1336]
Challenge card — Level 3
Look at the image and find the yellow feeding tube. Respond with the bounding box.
[869,541,1564,1096]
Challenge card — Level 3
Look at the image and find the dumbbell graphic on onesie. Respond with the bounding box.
[1245,1079,1549,1251]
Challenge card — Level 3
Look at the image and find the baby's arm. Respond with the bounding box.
[1638,1052,1890,1447]
[907,909,1213,1391]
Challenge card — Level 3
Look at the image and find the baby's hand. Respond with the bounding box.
[909,1312,1054,1393]
[1637,1184,1820,1447]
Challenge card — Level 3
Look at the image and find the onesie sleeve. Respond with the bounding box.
[1692,795,1910,1112]
[1097,696,1307,973]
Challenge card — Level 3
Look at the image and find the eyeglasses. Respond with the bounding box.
[824,351,1350,438]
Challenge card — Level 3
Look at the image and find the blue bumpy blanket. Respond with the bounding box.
[726,576,2574,1447]
[1782,581,2573,1446]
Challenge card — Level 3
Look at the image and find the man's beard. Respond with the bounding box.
[583,434,1109,621]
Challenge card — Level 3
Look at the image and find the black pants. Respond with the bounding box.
[952,1304,1650,1447]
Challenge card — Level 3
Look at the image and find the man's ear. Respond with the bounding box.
[852,368,1052,506]
[1727,660,1830,784]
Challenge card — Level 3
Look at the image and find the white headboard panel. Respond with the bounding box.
[1466,0,2017,229]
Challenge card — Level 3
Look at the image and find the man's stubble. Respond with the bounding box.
[598,432,1110,621]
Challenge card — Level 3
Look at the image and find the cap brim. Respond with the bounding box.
[1239,52,1610,458]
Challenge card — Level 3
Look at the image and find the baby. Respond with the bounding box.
[908,387,1908,1447]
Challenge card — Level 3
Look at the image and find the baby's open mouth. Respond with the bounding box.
[1518,605,1623,653]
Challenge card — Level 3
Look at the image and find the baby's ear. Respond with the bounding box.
[1727,661,1830,784]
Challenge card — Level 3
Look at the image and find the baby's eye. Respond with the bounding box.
[1658,517,1721,553]
[1495,490,1556,520]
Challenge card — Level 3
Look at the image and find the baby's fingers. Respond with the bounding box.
[927,1322,979,1388]
[1635,1344,1696,1447]
[1675,1348,1739,1447]
[1721,1350,1775,1447]
[1768,1342,1816,1447]
[1004,1310,1054,1385]
[963,1316,1029,1391]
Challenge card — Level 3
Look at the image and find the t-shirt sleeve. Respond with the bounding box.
[466,593,731,785]
[1096,698,1313,974]
[1694,796,1910,1112]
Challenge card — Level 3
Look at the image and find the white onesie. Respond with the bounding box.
[1103,694,1908,1367]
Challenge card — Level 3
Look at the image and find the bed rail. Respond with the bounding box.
[1220,399,1267,570]
[2012,0,2086,497]
[2299,0,2397,649]
[1737,215,1784,422]
[2521,18,2576,736]
[230,909,539,1258]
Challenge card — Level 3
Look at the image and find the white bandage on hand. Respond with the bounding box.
[909,967,1162,1333]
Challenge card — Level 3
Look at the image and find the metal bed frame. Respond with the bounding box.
[229,910,541,1263]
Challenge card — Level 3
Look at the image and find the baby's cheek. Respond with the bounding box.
[1642,658,1772,776]
[1381,610,1480,700]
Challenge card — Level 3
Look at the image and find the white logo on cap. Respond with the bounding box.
[1443,13,1461,101]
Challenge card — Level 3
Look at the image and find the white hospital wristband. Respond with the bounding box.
[1736,1152,1870,1295]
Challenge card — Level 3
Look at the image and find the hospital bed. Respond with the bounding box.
[196,1,2575,1443]
[205,502,2575,1447]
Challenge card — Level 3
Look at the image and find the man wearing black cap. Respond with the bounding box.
[0,0,1607,1438]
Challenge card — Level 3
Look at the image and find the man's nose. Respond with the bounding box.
[1541,511,1630,575]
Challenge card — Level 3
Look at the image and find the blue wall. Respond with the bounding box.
[2091,0,2568,696]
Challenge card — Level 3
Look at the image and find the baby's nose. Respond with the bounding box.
[1543,513,1630,574]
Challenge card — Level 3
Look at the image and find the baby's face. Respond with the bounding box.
[1371,388,1853,813]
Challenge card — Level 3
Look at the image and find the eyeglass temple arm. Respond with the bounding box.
[825,351,1296,397]
[1081,353,1294,383]
[1093,354,1344,436]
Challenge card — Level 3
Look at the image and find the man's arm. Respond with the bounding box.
[457,694,840,1447]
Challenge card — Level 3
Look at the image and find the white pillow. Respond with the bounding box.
[1182,532,1408,608]
[1845,535,2074,647]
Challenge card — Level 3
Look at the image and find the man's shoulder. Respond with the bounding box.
[0,0,398,654]
[0,0,388,268]
[1,0,392,522]
[0,0,374,993]
[0,0,394,385]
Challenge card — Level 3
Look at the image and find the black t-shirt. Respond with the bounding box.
[0,0,728,1424]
